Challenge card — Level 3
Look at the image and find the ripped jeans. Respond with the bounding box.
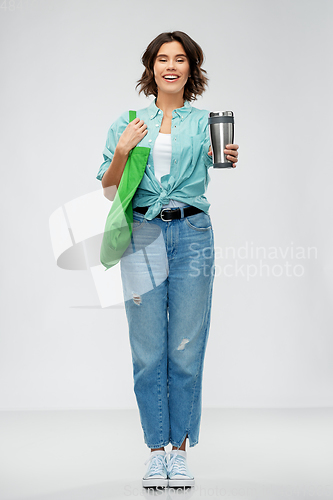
[120,209,215,449]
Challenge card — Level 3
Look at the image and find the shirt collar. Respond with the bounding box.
[147,98,192,120]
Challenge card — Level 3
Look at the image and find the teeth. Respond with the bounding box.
[164,76,178,80]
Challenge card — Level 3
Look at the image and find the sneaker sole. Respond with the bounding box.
[142,478,168,488]
[168,478,195,487]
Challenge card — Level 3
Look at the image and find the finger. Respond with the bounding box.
[136,119,146,128]
[131,119,144,130]
[138,124,147,134]
[224,146,238,155]
[137,128,148,139]
[225,144,239,150]
[139,126,148,136]
[224,151,239,160]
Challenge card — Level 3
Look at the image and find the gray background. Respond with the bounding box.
[0,0,332,410]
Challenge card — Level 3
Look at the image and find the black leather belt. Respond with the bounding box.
[134,205,202,221]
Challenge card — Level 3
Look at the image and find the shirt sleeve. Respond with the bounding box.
[96,111,129,181]
[203,117,213,169]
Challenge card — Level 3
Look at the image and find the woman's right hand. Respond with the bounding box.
[116,118,148,156]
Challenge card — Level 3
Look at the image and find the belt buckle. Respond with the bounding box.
[160,209,171,221]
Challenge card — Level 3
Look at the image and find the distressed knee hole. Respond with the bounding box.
[177,338,190,351]
[132,293,141,305]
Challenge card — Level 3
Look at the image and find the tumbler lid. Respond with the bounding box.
[209,111,234,118]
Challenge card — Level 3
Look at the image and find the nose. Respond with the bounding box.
[166,59,176,71]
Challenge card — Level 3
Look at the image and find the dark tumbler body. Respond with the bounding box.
[208,111,234,168]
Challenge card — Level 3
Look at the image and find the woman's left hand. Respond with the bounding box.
[208,144,239,168]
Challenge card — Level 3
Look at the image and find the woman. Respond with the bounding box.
[97,31,239,489]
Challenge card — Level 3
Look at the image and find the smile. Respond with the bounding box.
[163,75,180,82]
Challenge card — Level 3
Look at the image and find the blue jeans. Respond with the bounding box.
[120,209,215,449]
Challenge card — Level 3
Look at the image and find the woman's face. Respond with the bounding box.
[153,41,190,99]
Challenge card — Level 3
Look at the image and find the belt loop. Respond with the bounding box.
[180,207,184,219]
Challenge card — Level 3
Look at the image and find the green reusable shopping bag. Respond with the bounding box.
[100,111,150,269]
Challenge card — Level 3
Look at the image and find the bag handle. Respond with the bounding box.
[129,110,136,122]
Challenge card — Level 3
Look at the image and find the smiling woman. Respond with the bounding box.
[153,42,190,99]
[137,31,208,103]
[96,30,239,489]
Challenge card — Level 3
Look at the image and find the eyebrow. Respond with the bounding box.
[156,53,187,57]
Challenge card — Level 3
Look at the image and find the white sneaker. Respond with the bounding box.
[142,450,168,488]
[167,450,195,487]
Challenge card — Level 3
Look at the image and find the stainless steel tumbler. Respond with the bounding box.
[208,111,234,168]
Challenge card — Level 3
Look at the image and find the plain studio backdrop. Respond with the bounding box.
[0,0,332,411]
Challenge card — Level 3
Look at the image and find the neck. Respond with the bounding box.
[155,92,185,117]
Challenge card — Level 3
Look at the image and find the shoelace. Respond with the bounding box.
[167,452,188,475]
[144,454,167,476]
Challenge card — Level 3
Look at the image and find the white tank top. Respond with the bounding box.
[153,133,187,209]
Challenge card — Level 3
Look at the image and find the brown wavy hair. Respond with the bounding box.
[136,31,208,102]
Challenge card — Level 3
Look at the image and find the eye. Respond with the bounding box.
[177,58,185,63]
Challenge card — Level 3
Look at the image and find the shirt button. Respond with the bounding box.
[156,124,159,127]
[151,115,154,118]
[148,139,152,143]
[147,164,150,167]
[174,137,176,141]
[158,110,161,114]
[174,160,177,164]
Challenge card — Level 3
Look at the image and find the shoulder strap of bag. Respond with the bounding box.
[129,110,136,122]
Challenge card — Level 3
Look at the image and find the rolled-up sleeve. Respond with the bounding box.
[96,111,129,181]
[203,120,213,168]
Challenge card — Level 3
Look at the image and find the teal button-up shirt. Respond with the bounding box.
[96,98,213,220]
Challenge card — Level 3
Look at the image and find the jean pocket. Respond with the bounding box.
[185,211,212,231]
[132,212,146,231]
